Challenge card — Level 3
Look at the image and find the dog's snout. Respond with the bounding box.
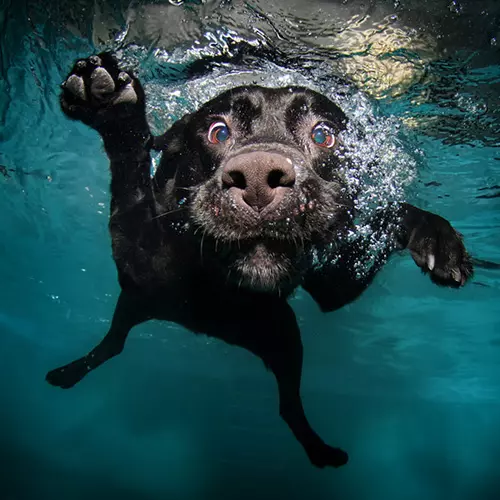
[222,152,296,212]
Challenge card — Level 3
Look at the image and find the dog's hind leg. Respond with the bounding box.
[46,291,150,389]
[247,299,349,468]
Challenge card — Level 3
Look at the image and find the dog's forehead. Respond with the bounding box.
[198,85,345,125]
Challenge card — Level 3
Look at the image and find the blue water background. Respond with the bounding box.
[1,1,500,499]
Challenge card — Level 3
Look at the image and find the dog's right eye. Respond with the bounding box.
[208,121,230,144]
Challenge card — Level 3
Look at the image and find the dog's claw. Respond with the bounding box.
[451,268,462,283]
[406,209,473,287]
[118,71,132,85]
[75,59,87,72]
[89,55,102,66]
[427,253,435,271]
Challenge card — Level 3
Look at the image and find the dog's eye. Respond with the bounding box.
[311,123,335,148]
[208,121,230,144]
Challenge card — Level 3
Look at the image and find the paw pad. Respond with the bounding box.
[90,67,116,98]
[60,52,143,126]
[64,74,86,101]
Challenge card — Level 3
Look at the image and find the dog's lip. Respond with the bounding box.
[230,237,298,253]
[223,195,317,221]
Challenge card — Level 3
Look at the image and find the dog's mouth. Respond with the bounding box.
[189,177,329,243]
[186,172,352,293]
[188,197,320,293]
[201,235,306,293]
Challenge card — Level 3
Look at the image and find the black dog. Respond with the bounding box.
[46,53,473,469]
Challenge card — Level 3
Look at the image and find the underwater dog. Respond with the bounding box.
[46,53,473,468]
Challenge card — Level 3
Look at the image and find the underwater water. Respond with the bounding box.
[1,0,500,499]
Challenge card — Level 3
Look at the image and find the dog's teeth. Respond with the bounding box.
[427,254,435,271]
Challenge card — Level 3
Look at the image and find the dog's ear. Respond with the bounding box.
[153,113,201,190]
[152,112,193,152]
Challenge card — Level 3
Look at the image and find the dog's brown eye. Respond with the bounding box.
[311,123,335,148]
[208,121,230,144]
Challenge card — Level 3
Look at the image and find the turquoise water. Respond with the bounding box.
[1,1,500,499]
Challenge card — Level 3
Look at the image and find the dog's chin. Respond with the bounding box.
[228,242,299,293]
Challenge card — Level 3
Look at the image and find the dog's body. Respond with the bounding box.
[46,53,473,468]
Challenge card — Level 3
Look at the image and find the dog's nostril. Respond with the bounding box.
[267,168,295,189]
[222,170,246,190]
[222,153,297,212]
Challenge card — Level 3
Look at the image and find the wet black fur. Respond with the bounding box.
[47,53,473,469]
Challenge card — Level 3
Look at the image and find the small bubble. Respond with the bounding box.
[448,0,462,14]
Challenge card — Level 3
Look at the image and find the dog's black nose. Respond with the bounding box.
[221,151,296,212]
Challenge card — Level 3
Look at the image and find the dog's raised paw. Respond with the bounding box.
[60,52,144,129]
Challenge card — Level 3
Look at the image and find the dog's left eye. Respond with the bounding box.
[208,121,230,144]
[311,123,335,148]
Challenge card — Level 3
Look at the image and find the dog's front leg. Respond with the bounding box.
[303,201,474,312]
[60,52,169,284]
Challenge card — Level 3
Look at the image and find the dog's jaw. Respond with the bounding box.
[229,240,305,293]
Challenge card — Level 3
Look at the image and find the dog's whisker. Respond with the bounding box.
[200,229,207,260]
[152,207,186,220]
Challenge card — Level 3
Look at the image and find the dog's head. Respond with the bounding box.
[160,85,354,293]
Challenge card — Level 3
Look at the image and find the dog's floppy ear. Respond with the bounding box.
[152,112,193,152]
[152,112,202,191]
